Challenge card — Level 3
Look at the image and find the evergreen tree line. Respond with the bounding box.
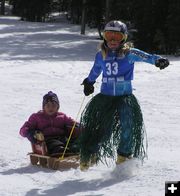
[4,0,180,54]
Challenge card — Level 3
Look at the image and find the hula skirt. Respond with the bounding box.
[79,93,147,164]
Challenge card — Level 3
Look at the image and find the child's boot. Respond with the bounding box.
[80,161,90,171]
[116,154,132,165]
[116,155,126,164]
[90,154,98,166]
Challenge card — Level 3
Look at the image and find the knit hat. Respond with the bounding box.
[42,91,60,108]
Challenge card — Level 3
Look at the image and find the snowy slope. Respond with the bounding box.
[0,16,180,196]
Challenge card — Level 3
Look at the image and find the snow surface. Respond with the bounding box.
[0,16,180,196]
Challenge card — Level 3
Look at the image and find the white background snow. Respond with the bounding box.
[0,16,180,196]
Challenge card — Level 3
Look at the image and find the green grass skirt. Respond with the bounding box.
[78,93,147,164]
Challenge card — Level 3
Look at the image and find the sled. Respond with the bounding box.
[28,135,79,170]
[29,152,79,170]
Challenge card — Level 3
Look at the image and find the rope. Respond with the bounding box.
[59,95,86,160]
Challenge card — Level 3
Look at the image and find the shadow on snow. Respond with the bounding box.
[0,17,100,61]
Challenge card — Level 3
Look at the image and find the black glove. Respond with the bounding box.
[81,78,95,96]
[155,58,169,70]
[26,130,37,144]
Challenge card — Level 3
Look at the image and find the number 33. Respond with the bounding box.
[106,62,118,75]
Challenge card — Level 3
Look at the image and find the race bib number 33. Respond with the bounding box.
[106,62,118,75]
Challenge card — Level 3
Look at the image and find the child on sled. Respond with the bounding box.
[79,20,169,170]
[20,91,80,155]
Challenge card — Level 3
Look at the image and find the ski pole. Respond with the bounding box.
[59,95,86,160]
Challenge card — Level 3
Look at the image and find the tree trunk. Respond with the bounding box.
[81,0,86,35]
[105,0,110,23]
[0,0,5,15]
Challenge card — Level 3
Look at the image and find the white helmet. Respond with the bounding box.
[104,20,128,43]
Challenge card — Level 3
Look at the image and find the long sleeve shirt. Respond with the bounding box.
[87,48,161,96]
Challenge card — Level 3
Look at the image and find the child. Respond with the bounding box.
[20,91,80,154]
[79,20,169,170]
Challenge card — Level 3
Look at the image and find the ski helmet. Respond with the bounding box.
[103,20,128,44]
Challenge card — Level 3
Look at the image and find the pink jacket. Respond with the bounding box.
[20,111,80,138]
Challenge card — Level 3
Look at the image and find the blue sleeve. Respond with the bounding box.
[128,48,162,65]
[87,52,102,82]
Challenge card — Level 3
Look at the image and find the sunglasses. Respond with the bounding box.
[103,31,125,42]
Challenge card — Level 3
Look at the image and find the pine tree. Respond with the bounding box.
[0,0,5,15]
[166,0,180,54]
[10,0,52,22]
[151,0,169,54]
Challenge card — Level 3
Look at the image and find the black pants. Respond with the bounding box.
[45,136,79,155]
